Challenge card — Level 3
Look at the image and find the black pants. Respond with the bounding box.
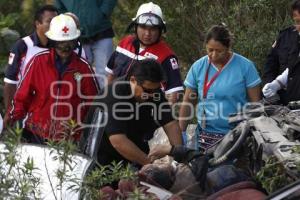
[21,129,46,145]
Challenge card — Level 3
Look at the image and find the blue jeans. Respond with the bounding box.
[83,38,113,89]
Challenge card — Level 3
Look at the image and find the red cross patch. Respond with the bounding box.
[62,26,69,33]
[170,58,179,70]
[8,53,15,65]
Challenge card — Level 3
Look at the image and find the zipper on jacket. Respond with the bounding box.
[52,69,76,138]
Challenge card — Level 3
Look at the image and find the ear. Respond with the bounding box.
[35,20,40,28]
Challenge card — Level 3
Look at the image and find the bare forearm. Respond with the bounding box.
[179,88,197,131]
[165,91,181,105]
[247,85,261,102]
[109,134,151,165]
[4,83,16,110]
[163,120,182,145]
[179,103,191,131]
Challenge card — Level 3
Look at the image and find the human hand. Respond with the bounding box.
[262,81,281,98]
[148,144,172,162]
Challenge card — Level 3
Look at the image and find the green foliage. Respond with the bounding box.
[0,0,293,72]
[0,1,23,15]
[21,0,46,34]
[80,161,137,199]
[0,14,19,30]
[45,120,145,200]
[0,0,294,81]
[113,0,291,75]
[47,120,80,199]
[0,123,41,199]
[0,0,45,39]
[256,156,294,194]
[0,121,149,199]
[0,1,22,33]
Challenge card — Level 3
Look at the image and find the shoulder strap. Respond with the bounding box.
[22,36,34,47]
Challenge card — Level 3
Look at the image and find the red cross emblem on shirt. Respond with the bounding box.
[170,58,178,69]
[62,26,69,33]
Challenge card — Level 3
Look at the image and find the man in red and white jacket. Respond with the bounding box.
[4,14,99,143]
[106,2,183,104]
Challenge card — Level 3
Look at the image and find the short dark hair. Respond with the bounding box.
[127,59,165,83]
[205,24,233,48]
[34,5,58,23]
[291,0,300,13]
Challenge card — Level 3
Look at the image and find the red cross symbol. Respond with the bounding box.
[171,58,177,65]
[62,26,69,33]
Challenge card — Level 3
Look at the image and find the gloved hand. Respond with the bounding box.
[262,80,281,98]
[182,131,187,146]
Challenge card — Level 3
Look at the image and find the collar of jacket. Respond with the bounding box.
[48,48,82,73]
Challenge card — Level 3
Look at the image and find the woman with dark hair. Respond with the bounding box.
[179,24,261,151]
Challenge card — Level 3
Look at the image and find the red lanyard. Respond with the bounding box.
[125,48,147,74]
[203,62,223,99]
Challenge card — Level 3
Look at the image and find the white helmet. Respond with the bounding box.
[132,2,165,25]
[45,14,80,41]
